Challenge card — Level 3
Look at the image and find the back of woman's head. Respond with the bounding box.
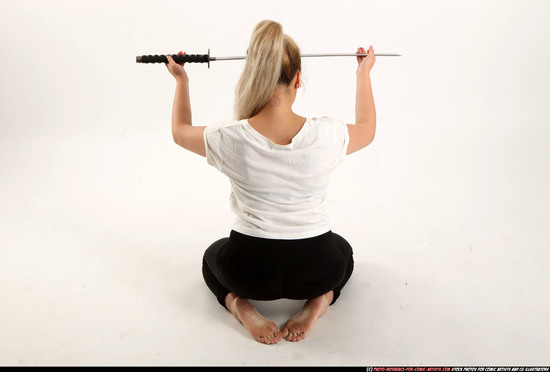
[234,20,301,120]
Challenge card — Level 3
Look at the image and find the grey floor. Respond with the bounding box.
[1,131,549,366]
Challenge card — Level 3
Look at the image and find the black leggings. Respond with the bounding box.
[202,230,354,309]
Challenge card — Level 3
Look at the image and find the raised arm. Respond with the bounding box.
[166,52,206,157]
[346,46,376,155]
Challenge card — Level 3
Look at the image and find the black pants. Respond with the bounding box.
[202,230,354,309]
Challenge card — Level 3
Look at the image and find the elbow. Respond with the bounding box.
[369,125,376,143]
[172,124,189,147]
[173,131,184,147]
[367,132,375,147]
[366,120,376,144]
[362,131,375,148]
[356,121,376,142]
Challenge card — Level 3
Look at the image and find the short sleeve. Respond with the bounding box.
[337,118,350,160]
[321,116,349,163]
[203,124,225,171]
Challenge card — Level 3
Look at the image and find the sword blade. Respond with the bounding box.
[212,53,401,61]
[301,53,401,58]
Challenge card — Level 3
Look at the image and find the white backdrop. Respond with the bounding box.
[1,0,549,366]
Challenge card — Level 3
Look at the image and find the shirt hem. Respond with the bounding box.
[231,224,332,240]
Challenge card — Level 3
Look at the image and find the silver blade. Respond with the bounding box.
[301,53,401,58]
[212,53,401,61]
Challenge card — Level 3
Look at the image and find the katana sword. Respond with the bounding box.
[135,49,401,68]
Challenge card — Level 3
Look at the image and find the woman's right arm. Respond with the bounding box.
[347,46,376,155]
[166,52,207,157]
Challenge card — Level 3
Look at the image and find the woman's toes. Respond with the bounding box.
[288,330,305,342]
[281,327,289,338]
[285,330,295,341]
[256,330,282,345]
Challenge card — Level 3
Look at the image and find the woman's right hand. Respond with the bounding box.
[166,51,189,82]
[356,46,376,75]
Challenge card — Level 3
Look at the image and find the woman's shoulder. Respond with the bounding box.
[307,116,348,132]
[306,117,349,145]
[206,118,247,132]
[308,116,346,125]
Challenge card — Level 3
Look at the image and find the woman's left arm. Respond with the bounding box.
[166,53,206,157]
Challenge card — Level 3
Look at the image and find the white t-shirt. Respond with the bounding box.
[203,116,349,239]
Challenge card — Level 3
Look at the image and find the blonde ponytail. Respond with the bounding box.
[234,20,301,120]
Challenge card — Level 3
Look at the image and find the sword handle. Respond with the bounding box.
[136,50,210,67]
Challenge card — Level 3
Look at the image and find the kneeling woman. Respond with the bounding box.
[165,20,376,344]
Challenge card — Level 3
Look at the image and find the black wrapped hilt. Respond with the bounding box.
[136,49,210,68]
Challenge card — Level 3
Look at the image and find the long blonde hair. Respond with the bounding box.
[234,20,301,120]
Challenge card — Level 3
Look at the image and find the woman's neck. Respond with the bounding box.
[248,90,305,145]
[263,92,293,113]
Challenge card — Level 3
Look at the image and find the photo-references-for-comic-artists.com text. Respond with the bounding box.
[367,368,549,372]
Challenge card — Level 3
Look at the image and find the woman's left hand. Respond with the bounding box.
[166,51,188,81]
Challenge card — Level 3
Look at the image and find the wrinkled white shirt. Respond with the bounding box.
[204,116,349,239]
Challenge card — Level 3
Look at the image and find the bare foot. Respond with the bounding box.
[225,293,283,345]
[281,290,333,342]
